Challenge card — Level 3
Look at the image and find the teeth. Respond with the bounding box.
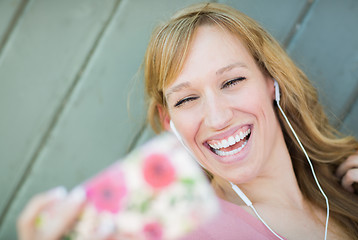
[222,139,228,148]
[208,128,251,150]
[228,136,235,145]
[214,139,248,157]
[240,132,244,139]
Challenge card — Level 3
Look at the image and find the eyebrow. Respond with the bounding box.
[165,82,191,99]
[216,62,248,75]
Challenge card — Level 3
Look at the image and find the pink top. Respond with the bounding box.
[182,198,286,240]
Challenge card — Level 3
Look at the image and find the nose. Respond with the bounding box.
[203,94,233,130]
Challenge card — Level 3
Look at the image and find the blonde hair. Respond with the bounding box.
[144,2,358,237]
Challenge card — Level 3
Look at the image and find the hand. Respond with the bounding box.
[336,152,358,193]
[17,186,85,240]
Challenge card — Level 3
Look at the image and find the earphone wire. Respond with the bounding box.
[170,121,206,169]
[276,102,329,240]
[170,91,330,240]
[250,205,284,240]
[230,182,284,240]
[172,120,284,239]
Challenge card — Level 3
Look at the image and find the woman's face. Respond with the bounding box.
[164,25,282,184]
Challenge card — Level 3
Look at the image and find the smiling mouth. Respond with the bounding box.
[207,128,251,157]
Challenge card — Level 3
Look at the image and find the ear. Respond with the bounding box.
[157,105,171,131]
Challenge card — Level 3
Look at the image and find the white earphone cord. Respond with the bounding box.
[277,102,329,240]
[170,95,329,240]
[171,121,283,239]
[230,182,285,240]
[231,102,329,240]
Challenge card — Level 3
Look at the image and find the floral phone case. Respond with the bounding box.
[66,132,219,240]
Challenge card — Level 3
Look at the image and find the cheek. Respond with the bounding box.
[170,111,200,146]
[244,84,274,116]
[227,87,267,115]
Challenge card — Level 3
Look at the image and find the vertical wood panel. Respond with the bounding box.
[0,0,118,234]
[0,0,23,44]
[0,0,206,239]
[288,0,358,125]
[218,0,307,43]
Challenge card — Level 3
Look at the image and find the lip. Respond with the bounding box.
[203,124,253,164]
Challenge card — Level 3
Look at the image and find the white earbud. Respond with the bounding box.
[274,80,281,103]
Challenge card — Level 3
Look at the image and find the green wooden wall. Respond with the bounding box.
[0,0,357,239]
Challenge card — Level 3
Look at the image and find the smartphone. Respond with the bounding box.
[66,132,219,240]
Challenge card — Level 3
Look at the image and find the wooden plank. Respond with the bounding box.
[288,0,358,124]
[0,0,118,235]
[0,0,206,239]
[0,0,22,44]
[218,0,307,43]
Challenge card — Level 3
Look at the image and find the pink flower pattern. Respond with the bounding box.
[67,134,219,240]
[142,222,163,240]
[142,153,176,189]
[85,166,127,214]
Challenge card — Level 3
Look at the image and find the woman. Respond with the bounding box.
[144,2,358,239]
[18,3,358,240]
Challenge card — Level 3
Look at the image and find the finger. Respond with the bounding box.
[341,168,358,193]
[37,187,86,240]
[17,186,67,240]
[59,187,86,234]
[336,154,358,178]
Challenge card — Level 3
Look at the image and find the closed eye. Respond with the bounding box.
[221,77,246,89]
[174,96,199,108]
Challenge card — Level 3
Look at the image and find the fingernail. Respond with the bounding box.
[69,187,86,203]
[49,186,68,199]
